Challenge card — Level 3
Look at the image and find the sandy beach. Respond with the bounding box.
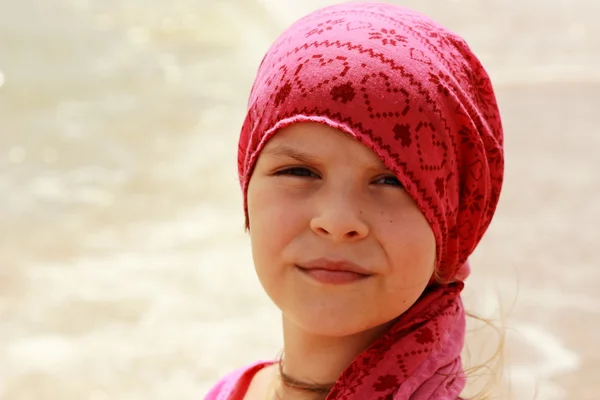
[0,0,598,398]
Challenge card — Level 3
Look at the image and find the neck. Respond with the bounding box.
[275,316,393,399]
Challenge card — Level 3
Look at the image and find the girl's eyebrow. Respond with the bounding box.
[262,144,321,165]
[262,143,391,172]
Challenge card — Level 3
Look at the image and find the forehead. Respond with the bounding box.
[261,122,390,169]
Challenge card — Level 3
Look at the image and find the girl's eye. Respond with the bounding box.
[274,167,318,178]
[375,175,403,187]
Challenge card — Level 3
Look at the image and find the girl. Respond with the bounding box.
[206,1,503,399]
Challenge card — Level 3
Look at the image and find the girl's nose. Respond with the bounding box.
[309,192,369,242]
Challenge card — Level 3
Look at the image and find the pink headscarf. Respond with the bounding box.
[237,2,504,398]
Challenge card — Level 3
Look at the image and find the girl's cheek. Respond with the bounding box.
[250,184,307,234]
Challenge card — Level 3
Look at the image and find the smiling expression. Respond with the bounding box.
[246,122,436,336]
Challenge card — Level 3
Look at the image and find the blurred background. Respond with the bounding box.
[0,0,598,399]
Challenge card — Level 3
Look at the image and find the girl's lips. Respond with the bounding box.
[299,257,373,275]
[297,267,371,284]
[295,258,373,284]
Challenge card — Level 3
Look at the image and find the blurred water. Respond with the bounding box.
[0,0,599,399]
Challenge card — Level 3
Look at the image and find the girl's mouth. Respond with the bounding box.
[295,258,373,284]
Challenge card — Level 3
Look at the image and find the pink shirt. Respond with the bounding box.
[204,361,275,400]
[204,359,465,399]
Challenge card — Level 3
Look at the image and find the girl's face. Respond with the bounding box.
[247,122,436,337]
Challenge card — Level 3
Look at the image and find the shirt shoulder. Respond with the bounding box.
[203,360,274,400]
